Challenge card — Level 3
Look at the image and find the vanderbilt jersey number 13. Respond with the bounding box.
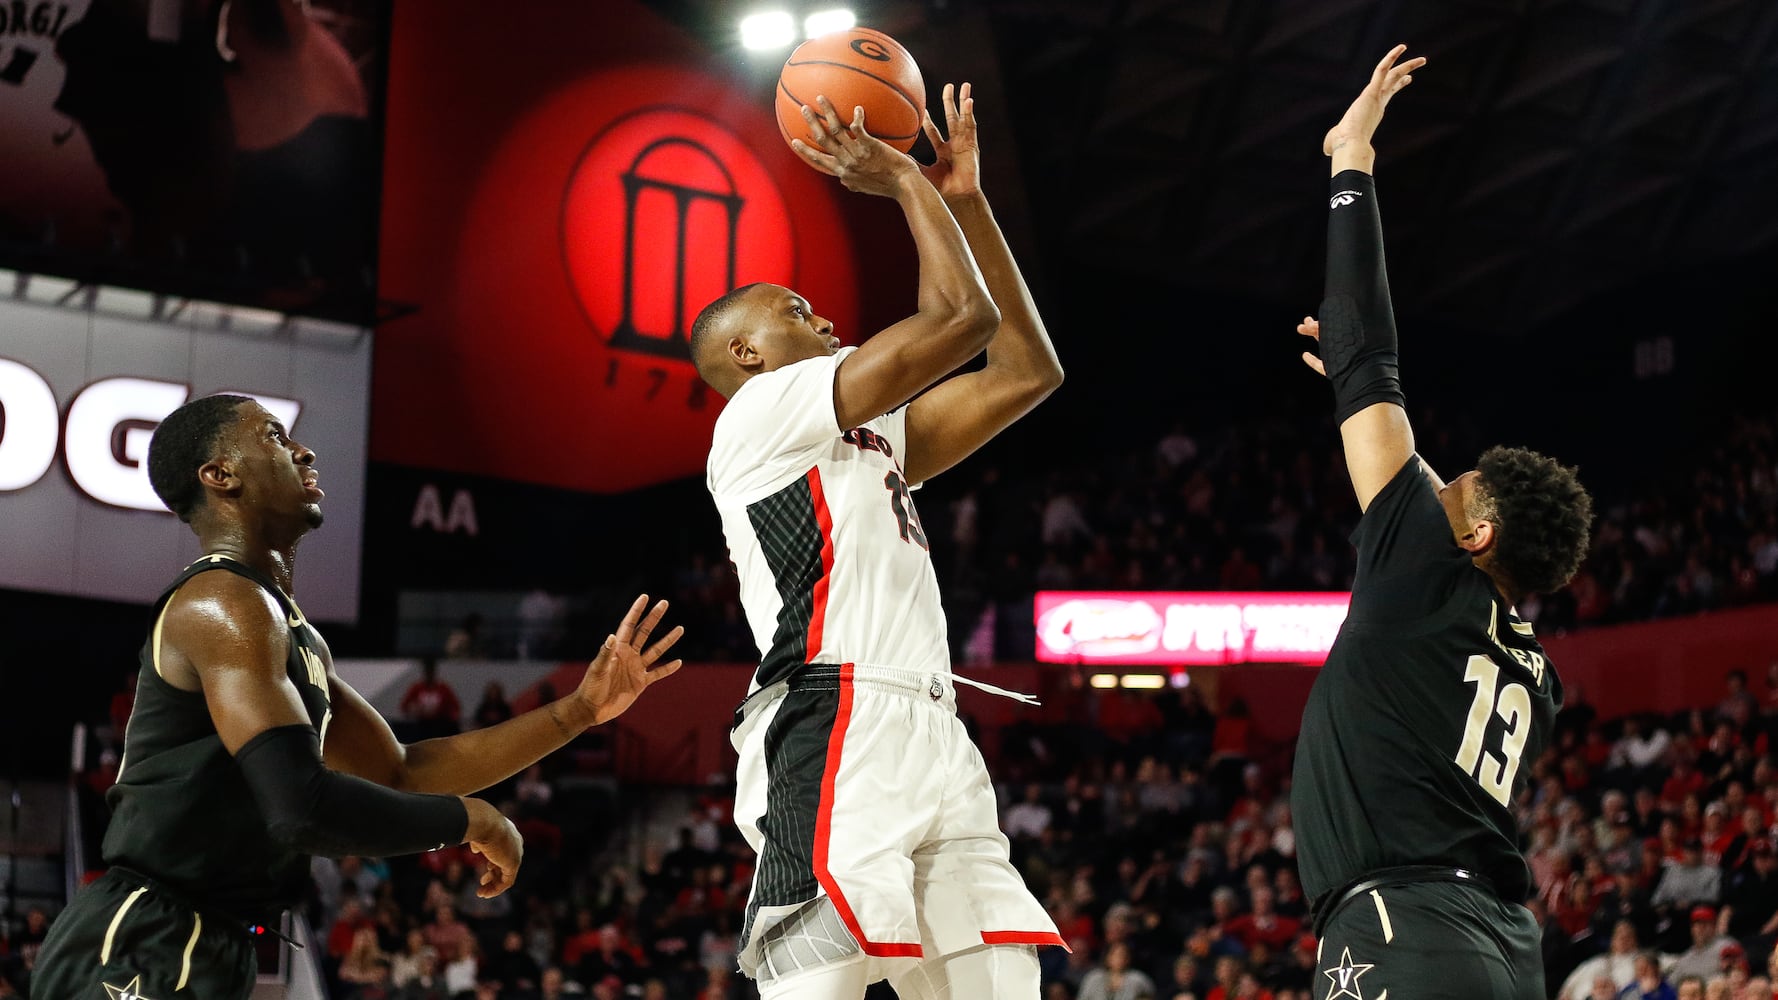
[1453,655,1531,807]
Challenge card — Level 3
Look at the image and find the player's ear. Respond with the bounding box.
[729,334,763,374]
[198,457,242,498]
[1458,518,1496,556]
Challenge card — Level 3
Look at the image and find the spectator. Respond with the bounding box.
[442,938,479,998]
[1723,671,1761,729]
[1728,840,1778,946]
[1205,954,1243,1000]
[486,929,541,994]
[394,950,449,1000]
[1225,887,1299,953]
[444,613,487,657]
[423,903,473,963]
[339,926,391,996]
[1670,907,1736,983]
[516,588,564,659]
[1078,941,1157,1000]
[329,899,376,964]
[1654,841,1724,913]
[538,966,577,1000]
[1561,920,1643,1000]
[1675,976,1706,1000]
[389,929,434,990]
[401,658,462,738]
[1617,950,1677,1000]
[1007,783,1055,840]
[473,681,514,729]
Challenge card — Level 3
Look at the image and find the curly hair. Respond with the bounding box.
[147,394,253,522]
[1473,445,1594,596]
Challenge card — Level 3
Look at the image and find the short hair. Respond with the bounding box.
[688,283,765,377]
[1473,445,1593,596]
[147,394,253,522]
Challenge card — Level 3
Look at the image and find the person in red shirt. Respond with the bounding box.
[1704,803,1738,865]
[401,658,462,738]
[327,898,375,961]
[1664,758,1708,809]
[1226,886,1301,952]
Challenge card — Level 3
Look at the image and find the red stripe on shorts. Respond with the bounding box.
[981,930,1071,950]
[813,663,924,958]
[805,467,835,663]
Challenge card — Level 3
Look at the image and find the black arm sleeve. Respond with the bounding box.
[1320,169,1406,423]
[235,725,469,858]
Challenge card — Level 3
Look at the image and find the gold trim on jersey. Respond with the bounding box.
[1510,619,1535,636]
[150,593,178,681]
[176,914,202,990]
[100,886,149,964]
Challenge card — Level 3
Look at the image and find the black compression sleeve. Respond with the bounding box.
[1321,169,1406,423]
[235,725,468,858]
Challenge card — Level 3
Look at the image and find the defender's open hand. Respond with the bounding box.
[576,594,685,726]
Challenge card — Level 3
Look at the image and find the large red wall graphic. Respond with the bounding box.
[374,0,861,492]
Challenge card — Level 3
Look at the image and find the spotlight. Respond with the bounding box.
[1089,674,1118,689]
[804,8,856,38]
[1120,674,1166,690]
[740,10,796,50]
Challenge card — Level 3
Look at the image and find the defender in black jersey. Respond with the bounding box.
[33,394,683,1000]
[1288,49,1594,1000]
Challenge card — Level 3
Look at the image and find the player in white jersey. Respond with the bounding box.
[691,87,1065,999]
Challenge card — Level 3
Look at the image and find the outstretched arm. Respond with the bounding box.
[1298,45,1434,510]
[791,96,1002,431]
[322,595,683,796]
[164,572,520,894]
[902,83,1063,484]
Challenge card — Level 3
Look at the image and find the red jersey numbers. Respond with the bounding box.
[883,471,928,549]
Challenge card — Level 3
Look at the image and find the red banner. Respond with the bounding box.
[1034,591,1351,666]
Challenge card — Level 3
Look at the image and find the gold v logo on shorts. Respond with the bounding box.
[1322,947,1374,1000]
[103,974,157,1000]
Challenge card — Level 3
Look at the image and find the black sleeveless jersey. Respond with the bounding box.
[103,555,333,916]
[1292,458,1561,905]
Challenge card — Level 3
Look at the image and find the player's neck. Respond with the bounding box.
[197,524,301,595]
[1475,556,1522,611]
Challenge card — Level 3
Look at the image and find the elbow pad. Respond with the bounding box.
[1322,170,1406,423]
[235,725,468,858]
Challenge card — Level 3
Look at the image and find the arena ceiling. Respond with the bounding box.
[647,0,1778,336]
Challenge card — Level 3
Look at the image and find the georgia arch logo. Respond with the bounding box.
[560,106,795,364]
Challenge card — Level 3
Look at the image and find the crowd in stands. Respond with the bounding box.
[658,407,1778,664]
[19,653,1778,1000]
[6,407,1777,998]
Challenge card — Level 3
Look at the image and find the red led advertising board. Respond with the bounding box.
[373,0,860,493]
[1035,591,1352,666]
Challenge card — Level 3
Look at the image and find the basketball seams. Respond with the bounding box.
[778,63,922,139]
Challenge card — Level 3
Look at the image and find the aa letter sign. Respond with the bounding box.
[1034,591,1352,666]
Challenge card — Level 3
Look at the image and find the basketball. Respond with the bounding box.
[775,27,926,158]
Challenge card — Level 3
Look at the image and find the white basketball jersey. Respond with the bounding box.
[707,348,950,691]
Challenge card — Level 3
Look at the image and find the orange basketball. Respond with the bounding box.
[775,27,926,160]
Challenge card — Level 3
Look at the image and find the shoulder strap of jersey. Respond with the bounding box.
[152,554,296,620]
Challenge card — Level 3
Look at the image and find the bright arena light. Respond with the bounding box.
[1090,674,1118,689]
[740,11,796,50]
[1120,674,1167,690]
[804,8,857,38]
